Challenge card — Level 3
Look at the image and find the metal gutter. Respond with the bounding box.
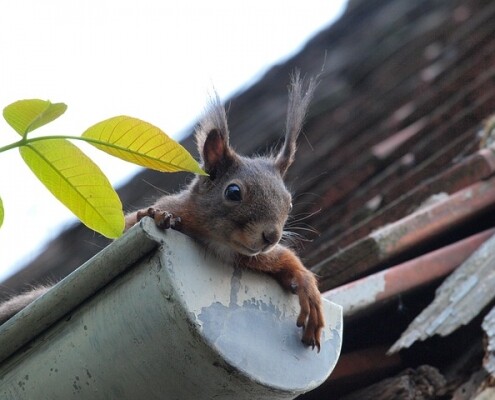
[0,221,160,365]
[0,218,342,399]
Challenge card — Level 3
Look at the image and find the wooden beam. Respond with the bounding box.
[390,231,495,353]
[341,365,446,400]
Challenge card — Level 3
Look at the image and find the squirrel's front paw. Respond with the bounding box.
[294,273,325,352]
[137,207,181,230]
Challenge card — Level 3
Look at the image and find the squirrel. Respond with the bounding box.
[0,74,324,351]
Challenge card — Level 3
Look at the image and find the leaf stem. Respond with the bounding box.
[0,138,26,153]
[0,134,122,153]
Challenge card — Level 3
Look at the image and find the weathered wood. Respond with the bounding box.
[314,178,495,291]
[324,229,494,319]
[482,305,495,377]
[389,231,495,353]
[319,146,495,255]
[327,346,402,386]
[341,365,446,400]
[451,369,491,400]
[442,337,486,397]
[472,388,495,400]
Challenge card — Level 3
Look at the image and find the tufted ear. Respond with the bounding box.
[196,93,236,179]
[275,72,318,176]
[201,129,236,179]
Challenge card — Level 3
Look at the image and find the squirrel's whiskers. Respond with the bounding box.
[0,73,325,352]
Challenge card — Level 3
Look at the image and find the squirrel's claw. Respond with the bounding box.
[294,272,324,353]
[300,301,323,352]
[137,208,181,230]
[272,265,324,352]
[300,311,323,352]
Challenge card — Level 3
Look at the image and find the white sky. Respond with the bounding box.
[0,0,346,282]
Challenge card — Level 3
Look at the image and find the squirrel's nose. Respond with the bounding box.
[262,230,280,246]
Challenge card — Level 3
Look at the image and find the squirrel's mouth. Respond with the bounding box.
[232,241,276,256]
[232,241,262,256]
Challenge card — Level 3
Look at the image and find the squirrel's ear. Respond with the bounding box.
[275,72,318,176]
[196,93,235,179]
[201,129,235,178]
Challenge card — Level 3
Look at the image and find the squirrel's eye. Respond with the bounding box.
[224,184,242,202]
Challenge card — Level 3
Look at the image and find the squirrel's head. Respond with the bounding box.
[191,73,317,257]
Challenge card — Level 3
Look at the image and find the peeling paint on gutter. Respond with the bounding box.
[0,218,342,399]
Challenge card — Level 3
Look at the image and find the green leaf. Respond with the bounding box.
[3,99,67,137]
[82,116,206,175]
[20,139,124,238]
[0,196,3,229]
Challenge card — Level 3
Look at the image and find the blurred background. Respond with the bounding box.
[3,0,495,397]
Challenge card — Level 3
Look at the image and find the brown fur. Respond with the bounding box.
[128,73,324,350]
[0,285,51,324]
[1,74,324,350]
